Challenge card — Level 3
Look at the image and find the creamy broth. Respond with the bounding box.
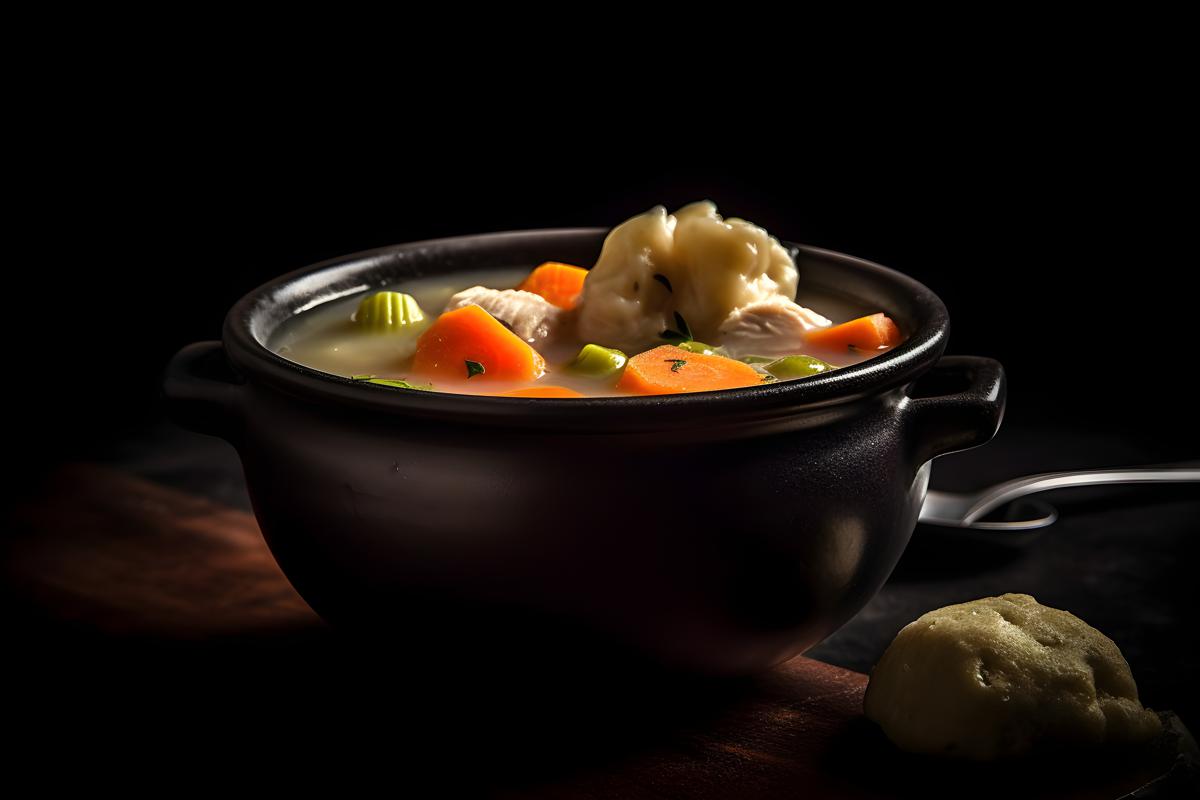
[270,266,896,397]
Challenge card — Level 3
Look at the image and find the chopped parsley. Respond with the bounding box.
[665,358,687,373]
[465,359,486,379]
[659,311,693,343]
[369,379,433,391]
[351,375,432,391]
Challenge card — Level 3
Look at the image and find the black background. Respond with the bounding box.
[15,74,1196,463]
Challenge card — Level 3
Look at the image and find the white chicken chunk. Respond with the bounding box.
[443,286,565,345]
[576,201,799,353]
[717,298,832,358]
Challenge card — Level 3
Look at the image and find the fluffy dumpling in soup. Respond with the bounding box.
[576,201,808,353]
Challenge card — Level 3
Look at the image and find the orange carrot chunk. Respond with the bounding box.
[616,345,762,396]
[805,313,902,352]
[500,385,586,398]
[517,262,589,310]
[412,305,546,382]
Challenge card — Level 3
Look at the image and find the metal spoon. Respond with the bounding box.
[918,463,1200,537]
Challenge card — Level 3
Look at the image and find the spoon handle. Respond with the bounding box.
[961,463,1200,524]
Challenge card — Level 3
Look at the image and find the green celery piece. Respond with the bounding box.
[355,291,427,333]
[568,344,627,378]
[765,355,837,380]
[675,341,719,356]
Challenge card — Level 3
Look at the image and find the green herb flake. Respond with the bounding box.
[665,358,687,373]
[673,311,693,341]
[367,378,433,391]
[659,311,694,344]
[465,359,486,379]
[352,375,433,391]
[653,273,673,292]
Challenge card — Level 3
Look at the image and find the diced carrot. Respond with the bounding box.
[517,262,589,309]
[412,305,546,381]
[805,313,902,353]
[615,345,762,396]
[500,385,586,398]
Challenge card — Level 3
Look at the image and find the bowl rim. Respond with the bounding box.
[223,228,949,431]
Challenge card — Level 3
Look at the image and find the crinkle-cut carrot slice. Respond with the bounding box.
[412,304,545,381]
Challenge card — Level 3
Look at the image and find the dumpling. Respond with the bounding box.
[576,202,799,353]
[863,594,1160,760]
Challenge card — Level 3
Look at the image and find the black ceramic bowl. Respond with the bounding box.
[164,229,1005,674]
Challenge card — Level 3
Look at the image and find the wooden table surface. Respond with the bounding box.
[3,464,1177,797]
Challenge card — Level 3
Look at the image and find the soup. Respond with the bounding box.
[270,202,906,398]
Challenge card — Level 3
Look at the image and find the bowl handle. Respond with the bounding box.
[907,355,1006,463]
[161,341,245,443]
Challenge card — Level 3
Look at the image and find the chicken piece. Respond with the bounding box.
[576,202,799,353]
[443,286,565,345]
[716,298,832,358]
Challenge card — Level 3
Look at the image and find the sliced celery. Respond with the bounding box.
[355,292,426,333]
[675,341,719,356]
[765,355,836,380]
[568,344,627,378]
